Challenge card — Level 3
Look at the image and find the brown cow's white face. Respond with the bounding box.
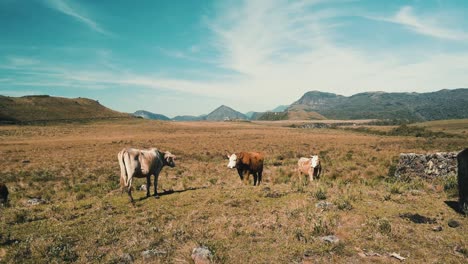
[227,153,237,169]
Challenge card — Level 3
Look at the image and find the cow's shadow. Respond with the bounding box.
[138,187,207,201]
[444,200,463,214]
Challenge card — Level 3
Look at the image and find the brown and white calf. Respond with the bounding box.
[118,148,176,202]
[297,155,322,183]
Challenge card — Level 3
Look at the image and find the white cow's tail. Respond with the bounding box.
[118,149,130,188]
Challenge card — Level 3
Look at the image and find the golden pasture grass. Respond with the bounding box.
[0,119,466,263]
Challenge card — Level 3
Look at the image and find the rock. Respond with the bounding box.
[118,253,133,264]
[315,201,333,210]
[432,226,443,232]
[141,249,166,259]
[448,219,460,228]
[320,235,339,244]
[26,198,46,205]
[389,252,406,261]
[138,185,147,191]
[191,246,213,264]
[394,152,459,179]
[22,160,30,164]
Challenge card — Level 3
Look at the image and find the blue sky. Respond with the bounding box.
[1,0,468,117]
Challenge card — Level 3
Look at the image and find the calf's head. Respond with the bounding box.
[164,152,176,167]
[311,155,319,168]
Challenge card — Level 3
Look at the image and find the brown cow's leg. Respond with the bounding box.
[253,173,258,186]
[237,169,244,181]
[258,170,263,185]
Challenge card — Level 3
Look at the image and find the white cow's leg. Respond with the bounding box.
[153,173,160,198]
[127,176,134,202]
[146,175,151,197]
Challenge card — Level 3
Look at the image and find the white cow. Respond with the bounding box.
[118,148,176,202]
[297,155,322,183]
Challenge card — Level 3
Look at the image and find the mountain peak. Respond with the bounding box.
[206,105,247,121]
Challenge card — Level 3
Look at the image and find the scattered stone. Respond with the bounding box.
[191,246,212,264]
[399,213,437,224]
[22,160,30,164]
[320,235,339,244]
[141,249,167,259]
[26,198,46,205]
[432,226,443,232]
[394,152,458,179]
[138,185,147,191]
[453,245,467,257]
[262,187,271,192]
[118,253,133,264]
[389,252,406,261]
[265,191,283,198]
[315,201,334,210]
[448,219,460,228]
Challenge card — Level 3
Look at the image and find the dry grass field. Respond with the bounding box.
[0,119,467,263]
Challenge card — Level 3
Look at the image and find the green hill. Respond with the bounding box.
[288,89,468,121]
[0,95,131,123]
[133,110,170,121]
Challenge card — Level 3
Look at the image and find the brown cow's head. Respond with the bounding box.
[164,151,176,167]
[227,153,237,168]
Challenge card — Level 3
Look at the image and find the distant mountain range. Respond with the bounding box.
[133,110,170,120]
[2,88,467,123]
[286,89,468,121]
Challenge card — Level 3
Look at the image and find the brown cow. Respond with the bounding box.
[297,155,322,183]
[227,152,264,186]
[0,182,8,205]
[118,148,176,202]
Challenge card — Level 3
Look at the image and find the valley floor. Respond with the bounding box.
[0,119,467,263]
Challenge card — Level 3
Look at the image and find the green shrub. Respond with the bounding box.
[314,188,327,200]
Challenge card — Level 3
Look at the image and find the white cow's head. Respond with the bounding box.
[164,151,176,168]
[311,155,319,168]
[227,153,237,169]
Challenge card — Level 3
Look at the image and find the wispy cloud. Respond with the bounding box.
[7,56,40,66]
[368,6,468,41]
[43,0,109,35]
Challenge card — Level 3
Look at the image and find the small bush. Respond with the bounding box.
[312,219,331,236]
[443,174,458,198]
[314,188,327,200]
[335,198,353,211]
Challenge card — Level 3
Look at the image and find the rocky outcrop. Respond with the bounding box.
[394,152,459,179]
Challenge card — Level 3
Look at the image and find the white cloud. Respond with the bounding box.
[43,0,109,35]
[368,6,468,41]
